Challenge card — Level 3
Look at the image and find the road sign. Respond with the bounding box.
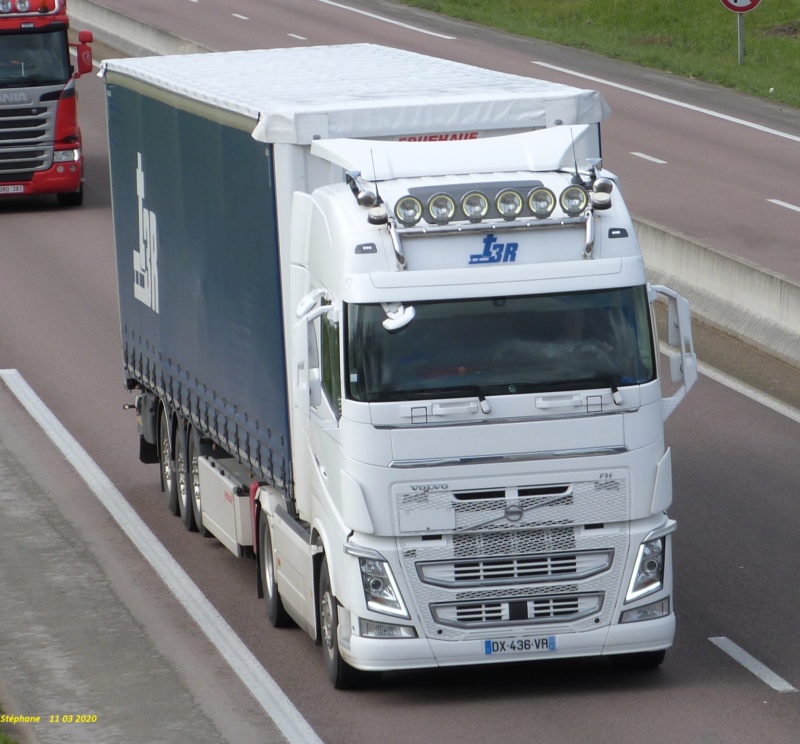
[719,0,761,13]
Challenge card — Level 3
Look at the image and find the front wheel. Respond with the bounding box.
[258,510,291,627]
[318,558,368,690]
[608,649,666,671]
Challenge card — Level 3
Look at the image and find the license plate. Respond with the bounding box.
[0,185,24,194]
[484,636,557,655]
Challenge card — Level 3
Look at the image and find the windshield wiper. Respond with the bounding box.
[367,383,492,412]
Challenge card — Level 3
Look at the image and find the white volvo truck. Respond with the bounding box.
[102,44,696,688]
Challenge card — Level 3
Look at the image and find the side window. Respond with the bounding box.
[320,313,342,418]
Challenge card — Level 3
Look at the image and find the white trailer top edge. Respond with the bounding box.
[100,43,610,145]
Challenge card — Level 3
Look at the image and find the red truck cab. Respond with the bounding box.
[0,0,92,206]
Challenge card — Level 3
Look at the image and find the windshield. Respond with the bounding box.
[347,286,655,403]
[0,30,70,87]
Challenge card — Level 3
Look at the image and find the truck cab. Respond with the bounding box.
[282,125,696,686]
[0,0,92,205]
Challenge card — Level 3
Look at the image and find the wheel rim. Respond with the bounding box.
[263,536,275,598]
[176,436,189,511]
[321,591,335,652]
[190,438,201,514]
[159,414,172,491]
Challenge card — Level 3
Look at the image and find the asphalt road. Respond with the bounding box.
[1,1,800,743]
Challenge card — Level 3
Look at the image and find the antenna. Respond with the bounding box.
[570,129,583,186]
[370,149,383,205]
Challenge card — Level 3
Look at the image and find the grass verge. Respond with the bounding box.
[397,0,800,108]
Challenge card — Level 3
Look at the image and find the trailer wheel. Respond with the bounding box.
[176,424,197,532]
[159,409,179,516]
[319,557,366,689]
[258,510,291,627]
[187,431,210,537]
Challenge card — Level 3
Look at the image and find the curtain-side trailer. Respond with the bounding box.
[103,44,696,689]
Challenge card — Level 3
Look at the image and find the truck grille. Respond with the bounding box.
[417,549,614,587]
[395,474,629,640]
[431,592,603,628]
[0,99,57,176]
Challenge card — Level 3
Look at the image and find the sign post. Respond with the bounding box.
[719,0,762,65]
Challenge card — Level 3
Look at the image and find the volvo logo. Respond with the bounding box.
[410,483,449,492]
[504,504,524,522]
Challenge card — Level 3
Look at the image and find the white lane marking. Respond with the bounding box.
[710,637,797,693]
[695,355,800,426]
[631,152,667,164]
[533,62,800,145]
[767,198,800,214]
[315,0,456,39]
[0,369,324,744]
[288,34,308,40]
[232,13,249,20]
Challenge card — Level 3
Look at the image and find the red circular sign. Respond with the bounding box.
[719,0,761,12]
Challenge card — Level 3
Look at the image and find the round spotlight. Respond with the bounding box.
[527,187,556,219]
[428,193,456,225]
[496,189,523,221]
[16,0,31,10]
[461,191,490,222]
[0,0,13,12]
[560,185,589,217]
[394,195,423,227]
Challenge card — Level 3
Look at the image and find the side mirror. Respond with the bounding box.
[73,31,93,77]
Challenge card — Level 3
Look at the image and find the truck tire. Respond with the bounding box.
[187,430,211,537]
[609,649,666,671]
[319,557,367,689]
[56,184,83,207]
[159,408,179,516]
[175,423,197,532]
[258,510,292,627]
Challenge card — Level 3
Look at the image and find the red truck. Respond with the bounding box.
[0,0,92,205]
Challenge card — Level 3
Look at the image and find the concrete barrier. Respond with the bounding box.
[68,0,800,368]
[638,218,800,368]
[69,0,212,57]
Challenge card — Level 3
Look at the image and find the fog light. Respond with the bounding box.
[620,597,670,624]
[359,618,417,638]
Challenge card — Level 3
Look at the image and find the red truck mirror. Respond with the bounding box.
[73,30,94,77]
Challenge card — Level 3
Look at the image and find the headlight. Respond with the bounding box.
[496,189,523,220]
[625,536,666,602]
[461,191,489,222]
[394,195,423,227]
[427,193,456,225]
[527,187,556,219]
[16,0,30,10]
[0,1,13,13]
[559,185,589,217]
[359,556,410,618]
[54,149,81,163]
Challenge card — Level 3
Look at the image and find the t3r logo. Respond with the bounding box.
[469,234,518,265]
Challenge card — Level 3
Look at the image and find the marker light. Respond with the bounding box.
[461,191,489,222]
[527,187,556,219]
[394,195,423,227]
[496,189,523,220]
[428,193,456,225]
[560,185,589,217]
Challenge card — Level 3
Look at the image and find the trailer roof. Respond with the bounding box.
[101,44,610,145]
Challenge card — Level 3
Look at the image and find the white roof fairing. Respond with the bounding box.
[100,44,610,144]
